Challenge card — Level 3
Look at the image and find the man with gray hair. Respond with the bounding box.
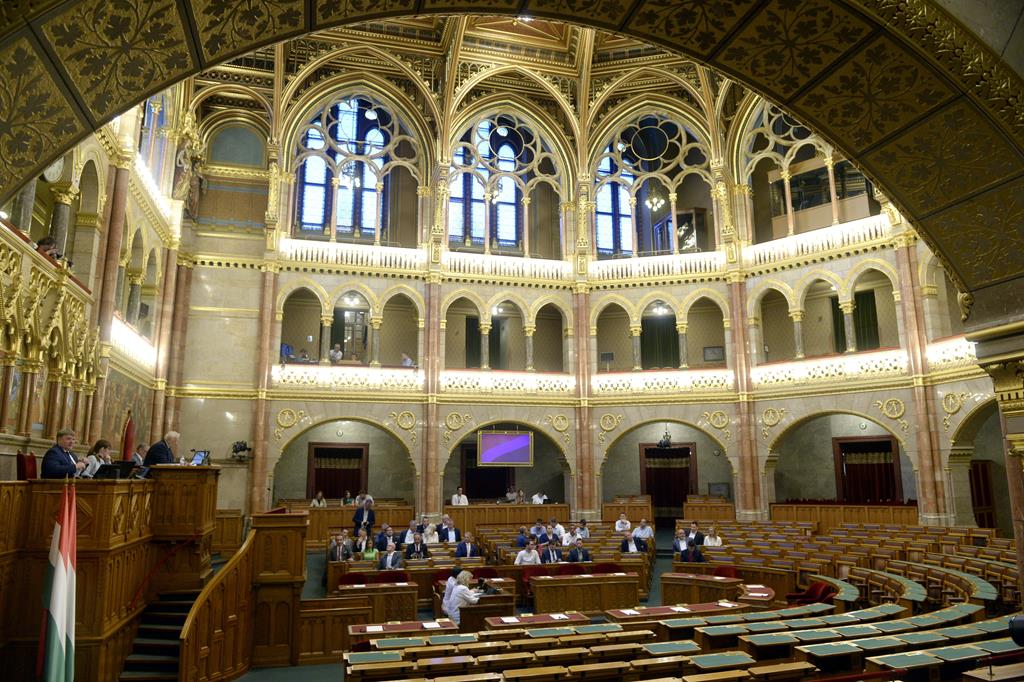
[41,428,86,478]
[144,431,180,466]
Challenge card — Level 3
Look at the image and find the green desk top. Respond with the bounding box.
[797,641,862,656]
[833,625,880,638]
[742,610,779,622]
[868,652,940,669]
[742,633,798,646]
[428,634,478,645]
[928,646,986,662]
[374,637,427,649]
[661,617,707,629]
[803,603,836,615]
[906,615,946,628]
[346,651,403,664]
[783,618,827,630]
[689,651,756,670]
[643,640,702,656]
[704,614,745,624]
[527,627,576,638]
[820,614,859,625]
[849,637,904,652]
[746,621,788,633]
[699,625,749,636]
[576,623,622,634]
[896,632,948,646]
[974,617,1012,633]
[868,620,913,634]
[932,626,984,640]
[976,638,1022,654]
[875,603,910,616]
[792,629,839,643]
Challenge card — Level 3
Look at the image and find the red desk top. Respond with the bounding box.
[349,618,459,636]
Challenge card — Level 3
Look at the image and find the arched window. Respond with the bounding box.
[595,151,633,256]
[294,96,419,243]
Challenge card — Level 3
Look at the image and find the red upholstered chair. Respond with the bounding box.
[591,563,621,575]
[377,570,409,583]
[338,572,370,586]
[471,566,499,580]
[786,581,835,605]
[713,565,740,579]
[16,451,37,480]
[520,565,549,600]
[556,563,585,576]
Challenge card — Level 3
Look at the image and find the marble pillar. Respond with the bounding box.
[480,323,491,370]
[524,326,535,371]
[791,311,805,359]
[630,325,642,370]
[48,186,79,254]
[677,324,688,368]
[841,303,857,353]
[12,179,37,233]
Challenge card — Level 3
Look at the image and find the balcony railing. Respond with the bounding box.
[440,369,576,395]
[591,369,734,395]
[271,363,425,391]
[278,237,427,273]
[926,336,978,374]
[743,213,892,269]
[749,348,908,388]
[443,251,573,283]
[588,251,726,282]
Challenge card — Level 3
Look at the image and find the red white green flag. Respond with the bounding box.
[37,484,77,681]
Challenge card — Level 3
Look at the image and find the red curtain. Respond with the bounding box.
[842,452,897,503]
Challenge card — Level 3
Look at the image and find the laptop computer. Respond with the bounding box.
[93,461,138,479]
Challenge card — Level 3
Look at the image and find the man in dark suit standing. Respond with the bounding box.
[404,533,431,560]
[685,521,705,547]
[41,429,86,479]
[379,543,403,569]
[455,532,480,558]
[143,431,180,466]
[353,500,375,535]
[540,543,562,564]
[567,539,591,563]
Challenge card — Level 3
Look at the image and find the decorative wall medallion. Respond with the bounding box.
[874,398,908,432]
[941,392,971,431]
[544,414,571,443]
[597,413,623,444]
[274,407,309,441]
[759,407,787,441]
[388,410,418,442]
[443,412,472,443]
[701,410,732,442]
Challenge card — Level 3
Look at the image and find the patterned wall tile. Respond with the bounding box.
[0,2,62,42]
[41,0,193,122]
[192,0,305,63]
[420,0,519,12]
[316,0,417,26]
[794,35,955,154]
[862,99,1023,220]
[921,177,1024,289]
[717,0,871,100]
[524,0,635,30]
[626,0,758,57]
[0,36,83,195]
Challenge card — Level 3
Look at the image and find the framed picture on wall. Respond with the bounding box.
[708,482,731,500]
[703,346,725,362]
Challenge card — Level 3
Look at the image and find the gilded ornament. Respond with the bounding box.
[597,413,623,444]
[874,397,909,432]
[443,412,472,443]
[544,414,571,443]
[276,408,298,429]
[941,392,970,431]
[388,410,418,443]
[702,410,729,430]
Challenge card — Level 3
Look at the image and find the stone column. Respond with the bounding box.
[824,154,840,225]
[747,319,761,365]
[483,191,492,255]
[946,447,977,527]
[791,310,805,359]
[669,192,679,254]
[49,186,79,254]
[12,178,37,233]
[164,261,193,432]
[374,181,384,245]
[17,362,39,436]
[629,197,638,257]
[781,169,795,236]
[43,373,63,439]
[327,177,339,242]
[423,271,442,515]
[630,325,642,370]
[479,322,491,370]
[521,196,531,257]
[318,316,332,365]
[729,277,762,519]
[369,317,382,367]
[149,245,178,443]
[763,452,780,505]
[676,323,688,368]
[840,301,857,353]
[524,325,535,371]
[125,273,143,325]
[249,267,278,513]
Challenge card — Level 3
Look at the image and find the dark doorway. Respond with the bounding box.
[832,436,902,503]
[466,316,481,368]
[640,442,697,526]
[969,460,996,528]
[307,443,368,498]
[460,444,513,500]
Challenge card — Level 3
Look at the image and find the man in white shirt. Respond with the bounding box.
[577,520,590,538]
[549,517,565,536]
[632,519,654,539]
[561,525,579,547]
[451,486,469,505]
[515,540,540,565]
[401,520,418,545]
[531,491,548,504]
[614,513,631,532]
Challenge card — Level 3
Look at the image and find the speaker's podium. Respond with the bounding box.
[0,465,220,680]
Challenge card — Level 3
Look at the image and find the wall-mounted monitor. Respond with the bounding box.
[477,430,534,467]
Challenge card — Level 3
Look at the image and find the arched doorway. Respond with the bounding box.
[443,422,570,504]
[601,420,731,526]
[950,400,1012,534]
[272,418,415,504]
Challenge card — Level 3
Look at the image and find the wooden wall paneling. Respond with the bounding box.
[297,605,372,664]
[213,509,244,558]
[444,504,571,535]
[768,504,919,532]
[601,502,654,524]
[251,511,308,668]
[681,502,737,521]
[148,467,219,594]
[304,506,414,549]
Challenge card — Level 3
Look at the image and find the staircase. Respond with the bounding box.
[118,590,198,681]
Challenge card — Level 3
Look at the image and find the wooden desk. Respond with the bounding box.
[964,661,1024,681]
[458,593,516,633]
[795,641,864,674]
[607,600,748,625]
[662,573,776,607]
[349,618,459,645]
[530,572,640,615]
[484,613,590,630]
[673,563,797,600]
[334,581,418,622]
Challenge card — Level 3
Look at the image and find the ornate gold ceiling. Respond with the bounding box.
[0,0,1022,335]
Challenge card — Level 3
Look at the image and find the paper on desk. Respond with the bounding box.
[621,609,640,615]
[395,582,410,586]
[354,584,366,588]
[551,613,570,620]
[713,576,727,580]
[718,601,737,607]
[540,575,553,579]
[749,593,769,597]
[580,574,593,578]
[670,606,690,612]
[422,622,441,629]
[366,625,384,633]
[501,617,520,624]
[747,584,765,588]
[613,572,626,576]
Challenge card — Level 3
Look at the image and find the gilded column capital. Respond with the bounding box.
[779,168,791,182]
[416,185,432,198]
[629,325,642,337]
[789,310,804,322]
[523,325,536,336]
[478,323,492,335]
[320,316,333,327]
[114,150,134,169]
[370,317,382,329]
[839,301,856,315]
[981,360,1024,413]
[676,323,688,334]
[51,186,80,205]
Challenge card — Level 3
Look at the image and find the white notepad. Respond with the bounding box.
[551,613,569,620]
[621,609,640,616]
[747,584,765,588]
[366,625,384,633]
[501,617,520,624]
[670,606,690,612]
[422,622,441,629]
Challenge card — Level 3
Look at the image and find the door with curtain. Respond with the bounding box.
[832,436,902,503]
[640,443,697,526]
[307,443,367,499]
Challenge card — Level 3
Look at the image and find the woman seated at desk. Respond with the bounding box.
[446,570,481,626]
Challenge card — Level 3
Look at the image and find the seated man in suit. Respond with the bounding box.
[672,529,689,554]
[438,518,462,544]
[404,532,431,560]
[685,520,705,547]
[41,428,86,479]
[375,526,398,552]
[143,430,180,466]
[540,543,562,564]
[567,538,591,563]
[455,531,480,558]
[379,542,403,570]
[400,520,419,546]
[415,514,430,534]
[131,443,148,467]
[620,530,647,554]
[679,538,706,563]
[328,532,353,562]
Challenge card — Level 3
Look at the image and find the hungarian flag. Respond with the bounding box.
[37,485,77,681]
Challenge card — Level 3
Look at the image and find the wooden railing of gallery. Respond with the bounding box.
[178,530,256,682]
[277,503,415,548]
[602,496,653,525]
[770,503,919,531]
[444,504,570,534]
[682,500,737,521]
